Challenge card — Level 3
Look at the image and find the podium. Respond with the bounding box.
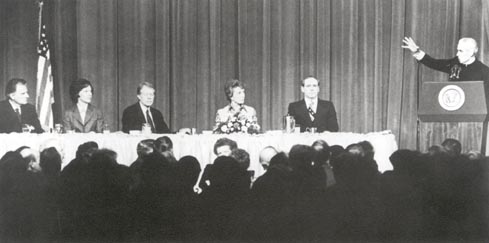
[418,81,488,154]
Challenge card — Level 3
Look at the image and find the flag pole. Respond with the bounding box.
[38,1,43,41]
[36,0,43,114]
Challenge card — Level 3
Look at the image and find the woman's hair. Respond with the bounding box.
[224,79,244,102]
[69,78,93,103]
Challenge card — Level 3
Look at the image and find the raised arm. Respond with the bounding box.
[402,37,424,60]
[402,36,452,74]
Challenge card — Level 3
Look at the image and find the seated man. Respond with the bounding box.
[288,77,338,133]
[0,78,43,133]
[121,82,170,133]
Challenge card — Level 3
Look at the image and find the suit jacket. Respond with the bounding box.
[63,104,104,133]
[121,103,170,133]
[0,99,43,133]
[287,99,338,132]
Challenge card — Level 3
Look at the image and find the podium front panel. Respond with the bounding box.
[418,81,488,122]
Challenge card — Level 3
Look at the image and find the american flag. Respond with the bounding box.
[36,1,54,130]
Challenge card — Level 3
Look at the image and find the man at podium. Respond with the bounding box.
[403,37,489,154]
[402,37,489,82]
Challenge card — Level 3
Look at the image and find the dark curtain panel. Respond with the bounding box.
[0,0,38,97]
[76,0,119,129]
[1,0,488,151]
[51,0,77,123]
[0,0,6,95]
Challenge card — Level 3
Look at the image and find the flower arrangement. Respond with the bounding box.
[213,112,260,134]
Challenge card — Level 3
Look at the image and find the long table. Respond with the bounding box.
[0,130,397,177]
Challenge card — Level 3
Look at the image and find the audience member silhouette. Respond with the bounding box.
[288,144,325,240]
[0,147,61,241]
[312,139,335,188]
[38,147,62,240]
[248,152,294,240]
[258,146,278,171]
[59,141,98,239]
[200,156,249,240]
[441,138,462,157]
[79,149,130,242]
[0,151,29,241]
[128,152,177,240]
[213,137,237,157]
[15,146,38,172]
[321,152,382,241]
[379,149,428,240]
[289,144,321,197]
[329,144,345,160]
[427,144,443,156]
[0,137,488,242]
[173,156,202,240]
[129,139,155,191]
[155,136,177,163]
[155,135,173,153]
[230,148,253,187]
[177,156,201,193]
[199,137,238,193]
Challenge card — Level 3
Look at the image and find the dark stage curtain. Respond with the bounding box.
[1,0,488,151]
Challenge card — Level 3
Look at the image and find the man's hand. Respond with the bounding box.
[402,37,420,53]
[193,185,202,194]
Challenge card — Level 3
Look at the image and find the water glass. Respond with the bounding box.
[306,127,317,133]
[142,123,152,134]
[54,124,63,134]
[21,124,30,133]
[102,123,110,134]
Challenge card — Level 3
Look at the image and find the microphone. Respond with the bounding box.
[448,57,461,80]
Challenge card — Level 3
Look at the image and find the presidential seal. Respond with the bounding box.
[438,85,465,111]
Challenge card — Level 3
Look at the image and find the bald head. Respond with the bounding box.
[458,38,478,50]
[259,146,278,170]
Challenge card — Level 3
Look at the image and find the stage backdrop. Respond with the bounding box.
[1,0,488,151]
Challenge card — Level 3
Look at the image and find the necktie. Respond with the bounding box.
[15,108,21,122]
[146,108,155,132]
[308,103,315,121]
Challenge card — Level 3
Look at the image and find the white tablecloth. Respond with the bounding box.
[0,130,397,177]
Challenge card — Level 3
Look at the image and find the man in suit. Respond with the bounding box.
[0,78,43,133]
[288,77,338,133]
[121,82,170,133]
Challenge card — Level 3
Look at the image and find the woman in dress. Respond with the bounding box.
[214,79,259,133]
[63,79,105,133]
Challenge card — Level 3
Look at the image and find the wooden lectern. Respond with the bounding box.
[418,81,488,154]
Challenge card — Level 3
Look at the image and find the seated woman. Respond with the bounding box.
[63,79,105,133]
[214,79,259,133]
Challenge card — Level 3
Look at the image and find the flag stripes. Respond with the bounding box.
[35,3,54,130]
